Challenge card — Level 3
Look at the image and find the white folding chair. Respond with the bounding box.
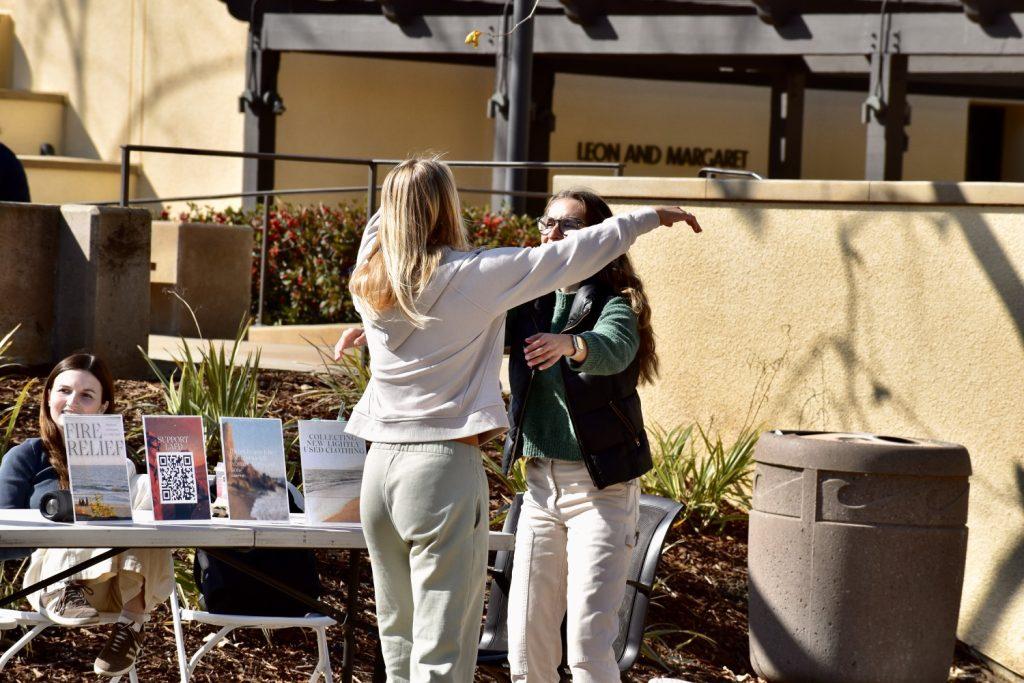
[0,607,139,682]
[169,483,336,682]
[171,600,335,682]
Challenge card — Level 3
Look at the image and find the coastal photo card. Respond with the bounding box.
[142,415,212,522]
[63,414,134,522]
[298,420,366,525]
[219,417,290,522]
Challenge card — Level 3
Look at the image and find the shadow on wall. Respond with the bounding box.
[962,463,1024,659]
[945,192,1024,662]
[51,0,101,159]
[739,181,1024,670]
[10,29,31,87]
[111,53,242,149]
[723,197,933,437]
[954,211,1024,349]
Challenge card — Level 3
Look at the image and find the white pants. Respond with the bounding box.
[507,458,639,683]
[361,441,489,683]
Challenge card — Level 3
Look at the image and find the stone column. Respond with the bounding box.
[54,205,152,378]
[0,203,60,365]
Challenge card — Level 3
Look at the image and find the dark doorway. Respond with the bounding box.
[965,104,1005,181]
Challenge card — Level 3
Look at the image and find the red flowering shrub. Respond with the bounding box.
[176,202,538,324]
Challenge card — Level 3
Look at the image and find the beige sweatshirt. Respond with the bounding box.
[345,207,661,445]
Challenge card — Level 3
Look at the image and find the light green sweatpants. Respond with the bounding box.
[360,441,490,683]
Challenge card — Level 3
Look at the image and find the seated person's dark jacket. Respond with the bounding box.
[0,438,58,560]
[503,279,652,489]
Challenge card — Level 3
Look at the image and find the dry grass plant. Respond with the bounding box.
[139,294,272,464]
[0,325,36,457]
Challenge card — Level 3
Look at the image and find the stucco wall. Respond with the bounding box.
[3,0,1020,210]
[0,0,246,204]
[8,2,1024,210]
[553,174,1024,676]
[274,53,497,205]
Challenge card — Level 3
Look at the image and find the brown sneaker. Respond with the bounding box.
[94,621,143,676]
[39,581,99,626]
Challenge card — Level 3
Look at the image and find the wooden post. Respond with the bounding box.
[490,13,511,212]
[242,24,281,209]
[768,65,805,179]
[527,65,556,216]
[504,0,535,215]
[864,51,909,180]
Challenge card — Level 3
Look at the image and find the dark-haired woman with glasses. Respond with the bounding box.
[503,189,688,683]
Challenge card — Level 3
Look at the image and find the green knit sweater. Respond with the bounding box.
[520,291,640,462]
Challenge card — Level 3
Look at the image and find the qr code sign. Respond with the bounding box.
[157,452,198,504]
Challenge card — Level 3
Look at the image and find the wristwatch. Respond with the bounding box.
[570,334,587,358]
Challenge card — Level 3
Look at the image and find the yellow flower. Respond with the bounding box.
[465,30,482,48]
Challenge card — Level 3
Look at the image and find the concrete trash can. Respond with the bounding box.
[748,431,971,683]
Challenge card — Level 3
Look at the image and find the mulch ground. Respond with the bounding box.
[0,370,997,682]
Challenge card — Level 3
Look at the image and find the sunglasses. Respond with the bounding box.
[537,216,586,235]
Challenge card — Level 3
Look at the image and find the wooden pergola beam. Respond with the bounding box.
[376,0,418,25]
[262,12,1024,57]
[750,0,799,26]
[558,0,606,25]
[805,54,1024,74]
[864,52,909,181]
[768,61,805,178]
[960,0,1008,25]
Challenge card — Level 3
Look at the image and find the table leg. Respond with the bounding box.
[0,547,126,609]
[373,639,387,682]
[341,549,362,683]
[167,555,190,683]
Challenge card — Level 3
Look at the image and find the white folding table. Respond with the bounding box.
[0,510,514,682]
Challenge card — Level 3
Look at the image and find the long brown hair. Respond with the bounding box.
[350,156,469,327]
[549,189,660,385]
[39,353,117,488]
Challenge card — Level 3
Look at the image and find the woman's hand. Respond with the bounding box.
[524,333,575,371]
[333,327,366,361]
[655,206,702,233]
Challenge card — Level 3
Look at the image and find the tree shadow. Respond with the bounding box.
[761,186,1024,662]
[961,462,1024,651]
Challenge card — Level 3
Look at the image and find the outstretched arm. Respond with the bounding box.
[456,206,700,316]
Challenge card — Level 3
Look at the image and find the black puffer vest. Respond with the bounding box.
[502,280,653,489]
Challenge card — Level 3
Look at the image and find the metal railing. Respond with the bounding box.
[114,144,624,324]
[698,166,763,180]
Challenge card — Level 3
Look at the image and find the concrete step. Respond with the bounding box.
[19,155,137,204]
[0,89,66,156]
[148,334,340,374]
[0,13,12,89]
[149,333,512,390]
[247,322,359,348]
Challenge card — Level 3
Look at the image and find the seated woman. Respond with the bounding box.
[0,353,174,677]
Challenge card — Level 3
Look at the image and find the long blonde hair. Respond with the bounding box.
[350,157,469,327]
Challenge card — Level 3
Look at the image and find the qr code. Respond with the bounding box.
[157,452,198,504]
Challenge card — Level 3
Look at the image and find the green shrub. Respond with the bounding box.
[140,309,272,464]
[641,423,759,532]
[170,201,538,326]
[0,325,35,456]
[0,324,18,368]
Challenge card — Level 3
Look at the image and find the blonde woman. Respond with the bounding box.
[334,157,701,682]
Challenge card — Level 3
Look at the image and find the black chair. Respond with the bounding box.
[477,492,684,681]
